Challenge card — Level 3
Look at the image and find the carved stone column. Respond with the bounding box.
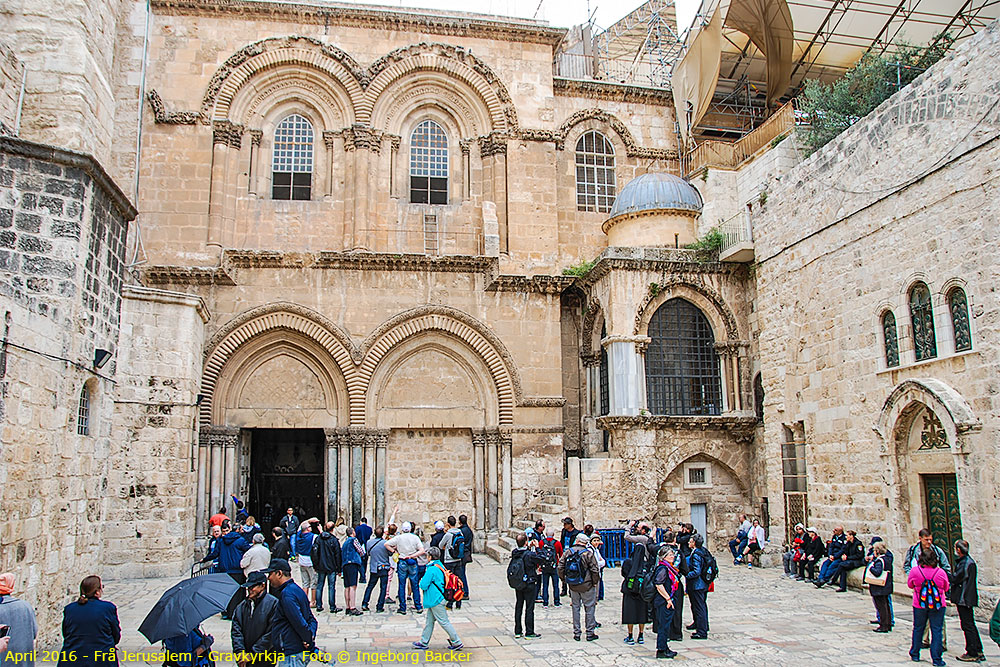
[499,430,513,530]
[604,335,650,416]
[247,130,262,196]
[374,431,387,527]
[324,429,340,523]
[344,124,381,251]
[478,133,507,253]
[198,426,240,535]
[486,431,499,531]
[472,430,487,533]
[322,131,339,198]
[208,121,243,249]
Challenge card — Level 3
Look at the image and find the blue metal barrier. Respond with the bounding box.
[598,528,667,567]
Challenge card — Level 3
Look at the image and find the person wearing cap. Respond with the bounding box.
[386,521,426,615]
[429,521,446,550]
[798,527,825,581]
[0,572,37,667]
[559,518,581,597]
[265,558,316,667]
[783,524,806,578]
[559,532,601,642]
[684,534,710,639]
[241,533,271,578]
[232,570,278,667]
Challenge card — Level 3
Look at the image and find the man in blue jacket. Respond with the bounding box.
[201,520,251,619]
[265,559,317,667]
[685,534,710,640]
[355,519,373,584]
[814,525,847,588]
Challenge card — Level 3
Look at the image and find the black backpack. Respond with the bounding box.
[506,552,532,590]
[640,564,661,603]
[537,542,557,574]
[563,547,587,586]
[700,548,719,583]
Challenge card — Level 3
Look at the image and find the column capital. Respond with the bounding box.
[212,120,244,148]
[342,124,382,153]
[199,425,240,447]
[322,130,340,150]
[248,129,263,146]
[581,353,601,368]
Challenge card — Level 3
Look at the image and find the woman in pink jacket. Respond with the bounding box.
[907,548,950,666]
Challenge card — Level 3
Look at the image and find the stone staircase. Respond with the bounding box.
[484,483,569,562]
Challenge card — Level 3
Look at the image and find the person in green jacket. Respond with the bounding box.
[411,548,463,651]
[990,598,1000,647]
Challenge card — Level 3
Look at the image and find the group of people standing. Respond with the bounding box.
[781,522,996,665]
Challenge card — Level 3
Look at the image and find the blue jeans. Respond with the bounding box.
[911,607,945,664]
[276,653,310,667]
[654,599,675,652]
[818,558,838,582]
[688,588,708,636]
[539,571,559,605]
[729,538,748,560]
[397,558,422,611]
[315,571,337,610]
[362,570,388,610]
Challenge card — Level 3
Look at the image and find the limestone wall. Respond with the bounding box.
[0,137,135,643]
[754,21,1000,582]
[105,286,208,577]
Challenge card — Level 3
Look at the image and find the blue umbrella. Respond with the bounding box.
[138,574,240,643]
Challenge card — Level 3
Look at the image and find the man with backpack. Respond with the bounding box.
[439,516,466,611]
[560,517,582,597]
[685,534,715,640]
[458,515,475,600]
[559,533,601,641]
[538,527,562,607]
[508,534,543,639]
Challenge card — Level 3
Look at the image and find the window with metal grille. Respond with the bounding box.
[753,372,764,422]
[598,323,609,416]
[271,114,314,200]
[909,282,937,361]
[644,298,722,416]
[410,120,448,204]
[688,467,706,485]
[948,288,971,352]
[77,385,91,436]
[882,310,899,367]
[575,131,616,213]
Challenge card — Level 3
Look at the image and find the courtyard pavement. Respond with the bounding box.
[103,559,998,666]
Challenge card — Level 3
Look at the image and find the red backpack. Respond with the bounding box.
[434,563,465,602]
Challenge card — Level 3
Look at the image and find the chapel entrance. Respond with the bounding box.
[922,473,963,550]
[250,429,325,527]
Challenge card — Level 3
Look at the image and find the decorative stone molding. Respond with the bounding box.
[324,427,390,447]
[517,128,560,145]
[581,298,603,359]
[597,414,758,443]
[485,275,575,294]
[520,397,567,407]
[147,90,200,125]
[477,131,508,157]
[212,120,244,148]
[315,252,494,274]
[123,285,211,323]
[388,134,401,151]
[150,0,566,46]
[552,77,674,105]
[554,108,677,161]
[633,278,740,341]
[602,334,651,354]
[581,353,601,368]
[459,139,472,155]
[142,266,236,286]
[248,129,262,146]
[342,124,382,153]
[874,378,982,451]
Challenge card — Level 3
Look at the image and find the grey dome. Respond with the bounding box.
[608,172,703,218]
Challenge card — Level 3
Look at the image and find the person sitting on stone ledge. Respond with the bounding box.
[814,525,846,587]
[729,514,752,565]
[741,518,766,569]
[783,524,806,578]
[797,527,825,581]
[826,530,865,592]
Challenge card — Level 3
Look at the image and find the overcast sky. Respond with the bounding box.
[337,0,700,33]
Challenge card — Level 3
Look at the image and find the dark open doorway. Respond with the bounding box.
[250,429,325,531]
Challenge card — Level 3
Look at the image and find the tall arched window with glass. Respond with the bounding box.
[909,283,937,361]
[644,298,722,416]
[948,288,971,352]
[271,114,314,200]
[599,322,610,451]
[410,120,448,204]
[575,131,616,213]
[882,311,899,368]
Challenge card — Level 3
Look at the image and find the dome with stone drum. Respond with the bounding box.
[602,172,703,248]
[608,172,703,219]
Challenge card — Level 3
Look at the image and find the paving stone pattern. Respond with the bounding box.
[100,560,999,666]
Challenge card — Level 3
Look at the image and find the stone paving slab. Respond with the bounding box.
[92,560,1000,666]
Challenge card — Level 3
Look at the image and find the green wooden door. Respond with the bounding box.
[923,473,963,551]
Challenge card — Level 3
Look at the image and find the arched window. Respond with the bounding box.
[575,131,616,213]
[77,385,91,436]
[645,298,722,416]
[410,120,448,204]
[948,288,971,352]
[909,282,937,361]
[753,372,764,422]
[882,310,899,368]
[271,114,314,200]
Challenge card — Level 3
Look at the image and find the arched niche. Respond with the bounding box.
[366,332,497,428]
[212,330,349,428]
[657,453,751,544]
[373,72,491,138]
[635,281,738,341]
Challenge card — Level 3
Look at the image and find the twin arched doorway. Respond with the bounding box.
[195,305,516,537]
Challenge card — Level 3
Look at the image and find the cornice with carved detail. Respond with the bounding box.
[553,77,673,105]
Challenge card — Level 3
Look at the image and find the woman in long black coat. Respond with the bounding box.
[59,576,121,667]
[621,540,651,644]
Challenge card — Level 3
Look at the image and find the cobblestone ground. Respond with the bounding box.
[101,560,998,666]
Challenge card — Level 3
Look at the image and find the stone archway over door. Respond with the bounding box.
[875,379,983,560]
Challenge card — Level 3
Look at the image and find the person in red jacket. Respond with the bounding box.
[209,507,229,529]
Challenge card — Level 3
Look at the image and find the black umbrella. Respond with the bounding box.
[139,574,241,643]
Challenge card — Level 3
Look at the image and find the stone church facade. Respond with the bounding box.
[1,0,999,639]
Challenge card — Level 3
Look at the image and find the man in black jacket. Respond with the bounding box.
[797,528,826,581]
[814,525,846,587]
[458,514,475,600]
[952,539,984,662]
[232,571,278,666]
[511,534,543,639]
[271,528,290,561]
[828,530,865,592]
[312,523,343,613]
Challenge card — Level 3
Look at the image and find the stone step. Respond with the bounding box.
[535,502,567,515]
[484,533,518,562]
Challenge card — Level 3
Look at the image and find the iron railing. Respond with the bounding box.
[718,209,753,256]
